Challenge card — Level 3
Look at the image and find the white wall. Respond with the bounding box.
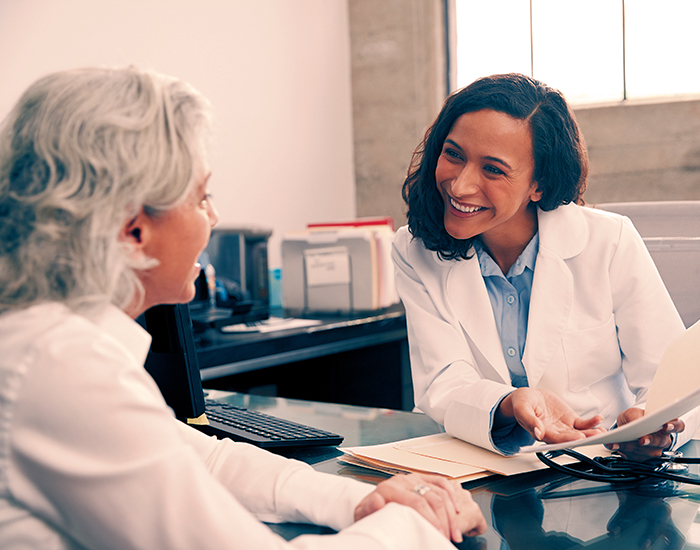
[0,0,356,268]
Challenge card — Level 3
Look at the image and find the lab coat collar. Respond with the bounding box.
[537,202,588,260]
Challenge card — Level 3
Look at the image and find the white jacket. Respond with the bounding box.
[393,203,694,452]
[0,303,457,550]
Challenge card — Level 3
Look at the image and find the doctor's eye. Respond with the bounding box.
[442,148,463,161]
[483,165,505,176]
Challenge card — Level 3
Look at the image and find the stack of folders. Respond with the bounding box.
[282,217,399,313]
[339,433,611,483]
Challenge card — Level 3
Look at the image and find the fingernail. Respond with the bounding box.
[641,437,650,446]
[666,423,674,431]
[534,427,543,440]
[611,444,619,450]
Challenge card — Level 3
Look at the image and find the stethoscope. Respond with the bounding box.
[535,448,700,487]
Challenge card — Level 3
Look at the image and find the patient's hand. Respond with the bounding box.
[497,388,605,443]
[606,407,684,461]
[354,473,486,542]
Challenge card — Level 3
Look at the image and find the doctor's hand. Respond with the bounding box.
[605,407,684,461]
[497,388,605,444]
[354,473,487,543]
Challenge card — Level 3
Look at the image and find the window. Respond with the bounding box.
[454,0,700,104]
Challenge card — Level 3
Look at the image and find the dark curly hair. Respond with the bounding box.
[402,73,588,260]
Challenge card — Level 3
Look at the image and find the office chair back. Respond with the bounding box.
[596,201,700,328]
[597,201,700,237]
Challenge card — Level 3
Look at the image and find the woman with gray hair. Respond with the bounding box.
[0,67,485,550]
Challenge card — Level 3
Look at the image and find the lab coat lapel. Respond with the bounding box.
[523,204,587,387]
[446,256,511,384]
[523,250,573,387]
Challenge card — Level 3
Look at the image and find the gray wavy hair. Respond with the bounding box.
[0,66,211,312]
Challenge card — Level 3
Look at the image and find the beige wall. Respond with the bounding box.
[0,0,356,269]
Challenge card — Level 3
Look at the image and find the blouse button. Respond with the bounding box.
[507,347,516,357]
[506,295,516,305]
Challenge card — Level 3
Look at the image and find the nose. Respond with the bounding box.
[208,199,220,228]
[450,163,480,197]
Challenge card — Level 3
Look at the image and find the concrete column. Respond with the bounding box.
[348,0,447,229]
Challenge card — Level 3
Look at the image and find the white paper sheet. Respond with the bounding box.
[646,319,700,414]
[521,320,700,453]
[303,246,351,287]
[520,386,700,452]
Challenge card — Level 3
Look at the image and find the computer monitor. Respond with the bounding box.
[137,303,206,420]
[137,303,345,449]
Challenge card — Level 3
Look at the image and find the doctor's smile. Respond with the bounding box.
[448,198,486,215]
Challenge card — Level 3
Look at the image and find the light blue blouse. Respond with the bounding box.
[475,233,539,453]
[474,232,539,388]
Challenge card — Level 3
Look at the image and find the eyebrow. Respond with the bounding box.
[484,156,512,170]
[199,172,212,188]
[443,139,512,170]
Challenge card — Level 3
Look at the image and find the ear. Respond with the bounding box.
[118,208,153,257]
[530,182,543,203]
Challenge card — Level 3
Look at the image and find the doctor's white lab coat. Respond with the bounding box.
[393,203,695,453]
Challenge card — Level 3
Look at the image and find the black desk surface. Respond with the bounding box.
[208,390,700,549]
[194,305,407,380]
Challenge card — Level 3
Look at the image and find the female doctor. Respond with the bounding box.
[393,73,692,460]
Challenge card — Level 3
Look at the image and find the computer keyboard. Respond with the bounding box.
[200,400,344,448]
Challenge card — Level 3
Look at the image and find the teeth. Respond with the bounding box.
[450,198,483,213]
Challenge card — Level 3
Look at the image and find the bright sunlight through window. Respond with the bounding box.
[455,0,700,105]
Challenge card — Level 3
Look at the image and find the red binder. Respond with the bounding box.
[307,216,394,232]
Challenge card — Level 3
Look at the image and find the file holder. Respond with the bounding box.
[303,246,352,312]
[282,229,375,314]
